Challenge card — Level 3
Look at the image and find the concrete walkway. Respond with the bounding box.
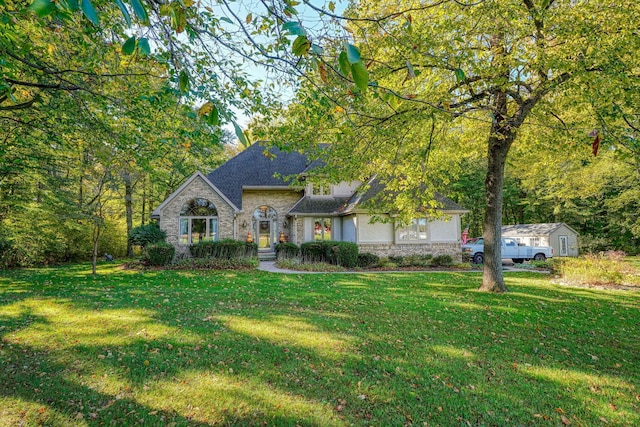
[257,261,547,274]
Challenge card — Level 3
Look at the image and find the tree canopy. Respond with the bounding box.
[256,0,640,291]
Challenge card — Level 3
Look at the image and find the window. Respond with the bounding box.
[179,198,218,244]
[529,237,541,247]
[398,218,428,241]
[309,184,331,197]
[314,218,332,240]
[253,205,277,220]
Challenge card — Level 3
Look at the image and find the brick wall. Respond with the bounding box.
[238,190,303,243]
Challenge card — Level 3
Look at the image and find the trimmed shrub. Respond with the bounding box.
[190,239,257,259]
[300,241,330,263]
[275,242,299,259]
[429,254,454,267]
[171,257,258,270]
[388,254,432,267]
[332,241,359,268]
[300,240,359,268]
[276,258,346,272]
[145,242,175,266]
[357,252,380,268]
[129,223,166,248]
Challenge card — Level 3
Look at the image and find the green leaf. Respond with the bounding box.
[283,5,297,16]
[282,21,306,36]
[220,16,233,24]
[170,6,187,33]
[292,36,311,56]
[328,1,335,12]
[129,0,148,23]
[179,70,190,94]
[29,0,55,18]
[346,44,361,64]
[81,0,99,25]
[351,61,368,93]
[137,38,150,55]
[406,60,416,79]
[114,0,131,26]
[311,44,324,55]
[233,121,249,147]
[122,36,137,55]
[65,0,79,12]
[455,68,466,82]
[338,51,350,76]
[207,105,219,126]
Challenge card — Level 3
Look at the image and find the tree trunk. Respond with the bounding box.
[91,217,101,276]
[479,92,516,293]
[141,174,147,225]
[124,171,134,257]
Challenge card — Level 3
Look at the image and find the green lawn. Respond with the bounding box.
[1,264,639,426]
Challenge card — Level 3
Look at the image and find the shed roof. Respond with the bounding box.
[502,223,578,236]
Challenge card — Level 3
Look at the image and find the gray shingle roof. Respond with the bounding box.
[205,143,466,215]
[206,143,310,209]
[340,177,467,214]
[289,197,351,215]
[502,223,577,236]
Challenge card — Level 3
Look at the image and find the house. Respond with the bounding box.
[151,143,468,258]
[501,223,579,257]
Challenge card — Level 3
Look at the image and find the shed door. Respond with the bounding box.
[559,235,569,256]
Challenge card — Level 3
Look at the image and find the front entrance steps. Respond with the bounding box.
[258,251,276,261]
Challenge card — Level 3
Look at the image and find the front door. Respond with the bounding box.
[258,220,274,250]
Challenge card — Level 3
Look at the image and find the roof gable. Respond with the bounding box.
[502,223,578,236]
[207,143,310,209]
[151,171,238,218]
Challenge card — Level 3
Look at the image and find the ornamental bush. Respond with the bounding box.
[275,242,299,259]
[145,242,175,266]
[300,241,329,263]
[190,239,257,259]
[429,254,454,267]
[129,223,166,248]
[357,252,380,268]
[300,241,359,268]
[171,257,258,270]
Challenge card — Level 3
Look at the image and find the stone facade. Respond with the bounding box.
[236,190,304,245]
[357,242,462,259]
[157,175,236,255]
[155,173,464,260]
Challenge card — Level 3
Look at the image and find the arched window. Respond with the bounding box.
[179,198,218,244]
[253,205,277,220]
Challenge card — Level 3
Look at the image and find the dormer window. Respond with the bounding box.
[309,184,331,197]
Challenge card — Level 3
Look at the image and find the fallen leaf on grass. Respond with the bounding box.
[561,415,571,425]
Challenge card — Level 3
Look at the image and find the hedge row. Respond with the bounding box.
[190,239,258,259]
[300,241,359,268]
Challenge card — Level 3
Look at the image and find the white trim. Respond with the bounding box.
[151,171,239,218]
[242,186,303,191]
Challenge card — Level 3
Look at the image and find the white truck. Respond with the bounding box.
[462,237,553,264]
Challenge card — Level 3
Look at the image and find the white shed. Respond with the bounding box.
[502,223,579,257]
